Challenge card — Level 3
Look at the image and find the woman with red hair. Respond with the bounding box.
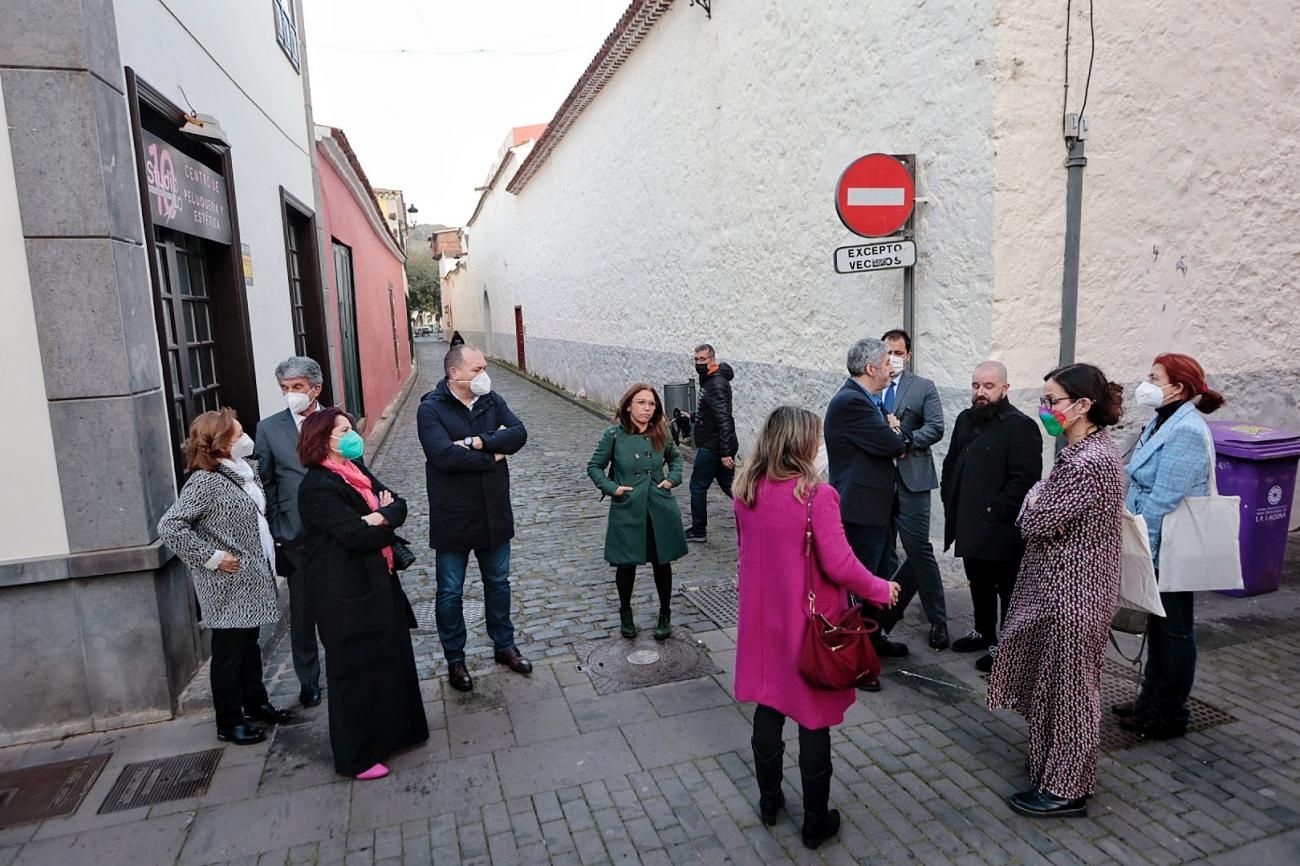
[297,408,427,780]
[1117,353,1225,740]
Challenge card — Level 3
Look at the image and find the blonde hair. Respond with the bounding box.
[733,406,822,507]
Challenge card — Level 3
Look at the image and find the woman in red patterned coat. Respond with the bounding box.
[987,363,1126,818]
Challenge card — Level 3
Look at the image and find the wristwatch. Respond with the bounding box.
[463,436,473,447]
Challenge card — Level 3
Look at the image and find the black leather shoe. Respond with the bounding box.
[246,702,293,724]
[872,633,909,658]
[951,629,992,653]
[975,646,998,673]
[495,647,533,676]
[299,687,322,708]
[929,623,950,650]
[217,722,266,745]
[684,531,707,543]
[448,662,474,692]
[1119,715,1188,740]
[1007,789,1088,818]
[856,678,882,693]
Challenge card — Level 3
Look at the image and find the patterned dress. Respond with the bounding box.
[987,430,1125,799]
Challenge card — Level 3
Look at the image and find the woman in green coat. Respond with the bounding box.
[587,383,689,640]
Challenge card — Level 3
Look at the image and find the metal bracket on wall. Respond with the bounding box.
[690,0,711,19]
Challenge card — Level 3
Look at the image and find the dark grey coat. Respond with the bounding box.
[157,461,280,629]
[252,408,310,542]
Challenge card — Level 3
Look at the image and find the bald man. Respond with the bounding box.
[939,361,1043,672]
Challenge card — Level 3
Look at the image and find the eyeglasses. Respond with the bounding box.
[1039,395,1073,408]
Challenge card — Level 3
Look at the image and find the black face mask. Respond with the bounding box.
[695,363,710,376]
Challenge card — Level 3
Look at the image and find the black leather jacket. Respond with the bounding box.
[692,363,737,457]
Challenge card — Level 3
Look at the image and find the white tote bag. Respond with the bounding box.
[1118,510,1165,617]
[1157,433,1245,593]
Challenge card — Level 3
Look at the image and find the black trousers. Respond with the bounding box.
[210,626,270,730]
[283,544,322,691]
[963,557,1019,641]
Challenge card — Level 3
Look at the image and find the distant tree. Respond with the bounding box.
[406,249,441,319]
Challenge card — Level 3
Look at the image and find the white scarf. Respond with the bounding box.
[220,458,277,573]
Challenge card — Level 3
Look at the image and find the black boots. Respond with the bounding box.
[752,745,785,826]
[799,767,841,849]
[619,607,637,639]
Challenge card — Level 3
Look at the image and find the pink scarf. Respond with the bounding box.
[323,459,395,572]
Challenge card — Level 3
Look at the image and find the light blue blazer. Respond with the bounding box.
[1124,401,1212,563]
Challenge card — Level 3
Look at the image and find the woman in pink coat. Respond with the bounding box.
[733,406,900,849]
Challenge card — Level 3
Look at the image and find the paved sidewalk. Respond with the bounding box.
[2,339,1299,866]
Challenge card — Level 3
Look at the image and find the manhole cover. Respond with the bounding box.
[411,598,485,634]
[1098,660,1235,753]
[886,664,979,705]
[681,584,738,628]
[0,754,110,828]
[99,748,222,813]
[578,636,721,695]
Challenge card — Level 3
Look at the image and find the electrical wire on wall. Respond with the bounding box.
[1063,0,1097,138]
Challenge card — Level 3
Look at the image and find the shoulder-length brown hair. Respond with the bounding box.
[613,383,669,451]
[298,407,352,467]
[733,406,821,507]
[183,408,240,473]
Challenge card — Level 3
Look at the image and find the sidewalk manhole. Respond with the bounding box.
[578,636,721,695]
[411,598,485,634]
[1098,660,1236,753]
[0,754,110,828]
[681,584,738,628]
[99,748,222,813]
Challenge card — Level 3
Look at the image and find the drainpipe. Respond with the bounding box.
[1059,113,1088,368]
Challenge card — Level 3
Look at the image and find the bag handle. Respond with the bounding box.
[1203,428,1219,496]
[803,498,817,616]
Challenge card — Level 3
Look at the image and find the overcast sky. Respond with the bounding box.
[303,0,627,228]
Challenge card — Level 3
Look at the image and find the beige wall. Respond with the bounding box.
[0,91,70,560]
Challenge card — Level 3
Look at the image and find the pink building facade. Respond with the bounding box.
[315,126,413,431]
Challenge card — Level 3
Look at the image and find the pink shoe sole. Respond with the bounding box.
[356,763,389,780]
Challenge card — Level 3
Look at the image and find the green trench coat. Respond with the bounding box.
[586,425,689,566]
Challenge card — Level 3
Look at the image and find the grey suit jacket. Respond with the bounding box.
[887,371,945,493]
[252,408,310,543]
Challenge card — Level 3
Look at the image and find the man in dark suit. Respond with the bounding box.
[824,337,909,667]
[940,360,1043,672]
[252,355,328,707]
[876,329,950,651]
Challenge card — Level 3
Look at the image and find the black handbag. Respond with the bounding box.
[391,536,417,571]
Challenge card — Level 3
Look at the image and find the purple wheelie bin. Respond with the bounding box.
[1209,421,1300,597]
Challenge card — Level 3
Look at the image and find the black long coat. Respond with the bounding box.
[298,463,428,775]
[416,378,527,552]
[824,380,907,528]
[940,401,1043,561]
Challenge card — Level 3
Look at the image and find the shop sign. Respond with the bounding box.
[141,130,232,245]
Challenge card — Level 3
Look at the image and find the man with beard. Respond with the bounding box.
[940,361,1043,672]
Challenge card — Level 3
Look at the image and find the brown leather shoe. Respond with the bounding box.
[494,647,533,676]
[448,661,474,692]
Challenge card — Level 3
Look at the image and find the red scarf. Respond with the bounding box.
[323,459,394,572]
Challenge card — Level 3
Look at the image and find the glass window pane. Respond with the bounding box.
[201,347,215,386]
[188,348,201,388]
[168,350,181,395]
[189,257,207,298]
[196,304,211,342]
[163,299,175,346]
[175,252,192,296]
[183,301,196,343]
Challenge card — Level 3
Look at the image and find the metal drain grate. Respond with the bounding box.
[0,754,110,828]
[411,598,485,634]
[99,748,222,813]
[578,636,722,695]
[681,584,738,629]
[1099,660,1235,753]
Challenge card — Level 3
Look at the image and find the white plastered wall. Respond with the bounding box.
[0,90,71,560]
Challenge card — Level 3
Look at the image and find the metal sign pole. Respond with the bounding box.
[898,154,917,370]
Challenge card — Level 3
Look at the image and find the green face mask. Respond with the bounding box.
[333,430,365,460]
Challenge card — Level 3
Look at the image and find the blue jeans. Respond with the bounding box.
[435,543,515,665]
[1138,589,1196,724]
[688,447,734,535]
[879,488,948,628]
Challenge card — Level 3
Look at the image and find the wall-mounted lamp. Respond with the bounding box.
[179,112,229,145]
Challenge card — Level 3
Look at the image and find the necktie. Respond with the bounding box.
[884,380,897,414]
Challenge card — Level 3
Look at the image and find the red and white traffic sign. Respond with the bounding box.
[835,153,915,238]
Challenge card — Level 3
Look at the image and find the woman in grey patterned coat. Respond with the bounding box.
[158,409,293,745]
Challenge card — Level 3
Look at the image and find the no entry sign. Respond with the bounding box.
[835,154,915,238]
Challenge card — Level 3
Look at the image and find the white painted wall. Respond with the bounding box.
[0,92,71,560]
[115,0,317,412]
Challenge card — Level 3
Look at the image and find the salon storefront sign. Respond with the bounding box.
[141,130,232,245]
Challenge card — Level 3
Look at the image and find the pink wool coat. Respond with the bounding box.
[734,479,894,729]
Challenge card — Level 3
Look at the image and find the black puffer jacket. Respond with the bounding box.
[692,363,737,457]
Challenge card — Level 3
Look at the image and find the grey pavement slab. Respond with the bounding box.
[621,705,752,769]
[179,782,351,865]
[493,728,640,800]
[12,812,191,866]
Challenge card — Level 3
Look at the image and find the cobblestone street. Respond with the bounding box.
[1,339,1299,866]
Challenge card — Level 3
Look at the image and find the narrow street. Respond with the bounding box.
[1,340,1298,865]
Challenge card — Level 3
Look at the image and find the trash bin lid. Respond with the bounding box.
[1209,420,1300,460]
